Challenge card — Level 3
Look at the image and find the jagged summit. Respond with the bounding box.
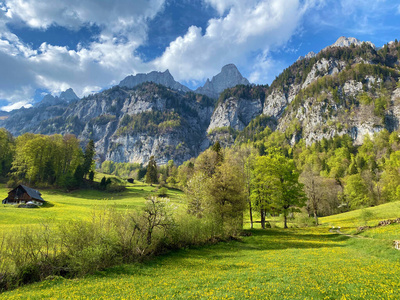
[37,88,79,108]
[327,36,375,49]
[195,64,250,99]
[297,51,317,62]
[297,37,376,62]
[60,88,79,102]
[119,70,191,92]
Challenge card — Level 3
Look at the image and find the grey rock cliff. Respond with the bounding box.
[195,64,250,99]
[208,97,262,132]
[119,70,191,92]
[325,36,375,50]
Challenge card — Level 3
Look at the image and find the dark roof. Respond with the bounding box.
[19,185,45,202]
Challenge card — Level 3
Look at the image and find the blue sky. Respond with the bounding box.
[0,0,400,111]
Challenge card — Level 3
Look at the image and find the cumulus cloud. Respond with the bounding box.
[153,0,312,84]
[0,0,166,108]
[1,100,32,112]
[4,0,165,31]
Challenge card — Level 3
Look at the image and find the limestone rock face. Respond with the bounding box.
[119,70,191,92]
[59,88,79,103]
[1,38,399,166]
[302,58,347,89]
[297,51,316,62]
[263,90,287,118]
[36,88,79,108]
[208,97,262,132]
[196,64,250,99]
[327,36,375,49]
[278,76,388,146]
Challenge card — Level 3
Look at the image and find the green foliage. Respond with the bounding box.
[145,156,158,184]
[157,187,168,197]
[218,85,267,105]
[0,189,234,293]
[10,133,83,187]
[207,155,246,233]
[236,115,277,144]
[358,92,373,105]
[90,114,117,126]
[251,149,306,228]
[116,111,182,136]
[344,174,371,209]
[83,140,95,179]
[100,161,142,178]
[0,128,14,178]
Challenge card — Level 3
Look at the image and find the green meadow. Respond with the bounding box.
[0,181,185,233]
[1,183,400,299]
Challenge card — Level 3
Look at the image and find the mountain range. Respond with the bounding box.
[1,36,400,166]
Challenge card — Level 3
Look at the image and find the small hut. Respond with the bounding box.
[2,185,45,206]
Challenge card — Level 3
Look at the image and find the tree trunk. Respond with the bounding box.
[261,209,266,229]
[313,209,319,225]
[147,229,152,245]
[248,197,253,229]
[284,214,288,229]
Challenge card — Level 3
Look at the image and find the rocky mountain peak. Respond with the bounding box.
[59,88,79,103]
[37,88,79,108]
[119,70,191,92]
[297,51,317,62]
[328,36,375,49]
[195,63,250,99]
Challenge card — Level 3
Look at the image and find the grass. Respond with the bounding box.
[2,182,400,299]
[0,180,185,234]
[2,227,400,299]
[320,201,400,228]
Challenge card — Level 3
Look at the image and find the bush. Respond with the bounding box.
[0,197,239,292]
[157,187,168,197]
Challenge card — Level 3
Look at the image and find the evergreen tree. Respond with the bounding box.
[83,140,95,178]
[145,156,158,184]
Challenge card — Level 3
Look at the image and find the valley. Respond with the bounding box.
[1,190,400,299]
[1,36,400,299]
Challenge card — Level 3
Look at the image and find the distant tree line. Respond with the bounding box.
[158,125,400,227]
[0,129,95,189]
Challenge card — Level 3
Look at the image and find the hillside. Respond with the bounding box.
[1,37,400,166]
[2,200,400,299]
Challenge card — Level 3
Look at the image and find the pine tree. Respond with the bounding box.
[145,156,158,184]
[83,140,95,178]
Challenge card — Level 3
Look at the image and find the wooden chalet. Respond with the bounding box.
[2,185,45,206]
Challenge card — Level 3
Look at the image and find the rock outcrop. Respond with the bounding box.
[1,37,399,166]
[195,64,250,99]
[36,88,79,108]
[119,70,191,92]
[208,97,262,132]
[325,36,375,50]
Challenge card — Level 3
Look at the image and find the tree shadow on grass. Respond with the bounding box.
[89,228,352,281]
[43,187,153,201]
[42,202,55,208]
[234,228,351,251]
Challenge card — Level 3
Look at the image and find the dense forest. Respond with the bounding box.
[0,129,95,189]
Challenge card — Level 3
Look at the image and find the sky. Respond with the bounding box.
[0,0,400,111]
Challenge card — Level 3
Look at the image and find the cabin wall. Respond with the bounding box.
[5,191,32,204]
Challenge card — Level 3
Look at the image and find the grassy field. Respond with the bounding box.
[0,180,185,233]
[2,182,400,299]
[2,225,400,299]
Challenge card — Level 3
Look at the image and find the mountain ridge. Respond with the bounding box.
[1,36,399,166]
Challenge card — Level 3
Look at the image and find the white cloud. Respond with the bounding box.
[0,0,166,105]
[4,0,165,31]
[203,0,237,15]
[0,100,32,112]
[154,0,313,84]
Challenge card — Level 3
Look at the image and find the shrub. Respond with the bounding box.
[157,187,168,197]
[0,197,239,292]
